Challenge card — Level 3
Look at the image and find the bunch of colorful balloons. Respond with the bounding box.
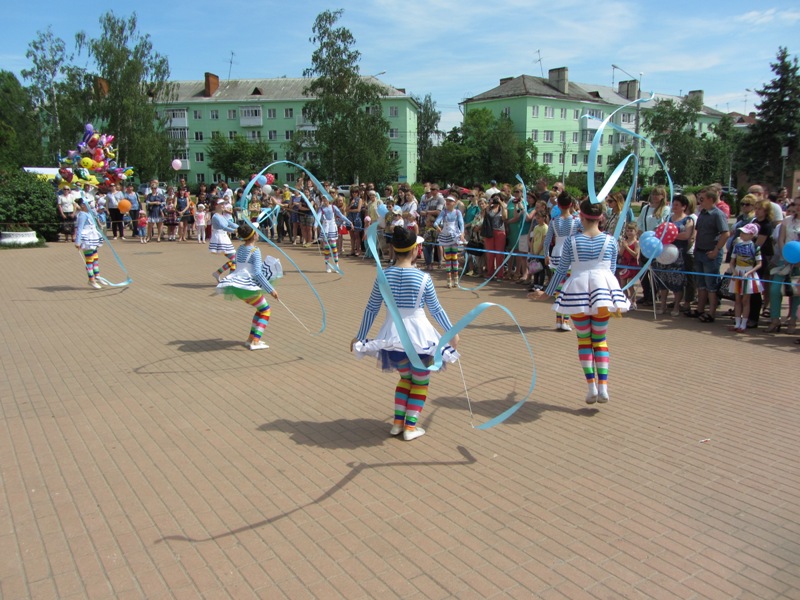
[55,123,135,188]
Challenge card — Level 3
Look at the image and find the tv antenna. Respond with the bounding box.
[533,50,544,78]
[227,51,236,80]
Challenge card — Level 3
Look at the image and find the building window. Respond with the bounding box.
[227,109,237,119]
[196,173,205,183]
[621,112,632,123]
[272,152,278,161]
[267,108,276,119]
[166,109,186,120]
[531,129,538,142]
[531,105,539,118]
[193,110,202,120]
[559,131,566,143]
[194,131,203,141]
[571,154,578,165]
[168,128,188,140]
[698,122,704,132]
[249,131,261,140]
[572,132,579,143]
[389,106,399,118]
[389,150,399,160]
[285,130,293,140]
[211,131,220,139]
[228,131,236,140]
[285,173,295,183]
[213,173,224,182]
[649,156,655,166]
[597,155,603,166]
[588,109,604,120]
[608,134,613,145]
[558,153,564,164]
[583,154,589,165]
[542,152,553,164]
[195,152,204,162]
[241,107,260,118]
[210,109,219,120]
[543,130,554,143]
[544,106,554,119]
[573,109,580,120]
[501,107,510,118]
[268,130,277,141]
[284,108,294,119]
[389,128,399,139]
[560,108,567,119]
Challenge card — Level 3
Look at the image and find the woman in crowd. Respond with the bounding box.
[603,191,633,236]
[543,191,583,331]
[752,200,775,328]
[655,194,694,316]
[483,193,508,280]
[636,186,670,305]
[347,186,364,256]
[766,200,800,334]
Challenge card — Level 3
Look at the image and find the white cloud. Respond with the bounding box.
[734,8,800,25]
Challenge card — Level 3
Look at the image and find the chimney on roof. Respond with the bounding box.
[499,77,514,86]
[749,112,756,118]
[687,90,704,106]
[548,67,569,95]
[396,88,405,93]
[617,80,639,101]
[204,72,219,97]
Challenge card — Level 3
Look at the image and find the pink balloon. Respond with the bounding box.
[655,222,679,245]
[266,173,275,184]
[171,159,182,171]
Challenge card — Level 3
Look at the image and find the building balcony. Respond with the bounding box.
[168,116,188,128]
[296,116,317,130]
[240,115,263,127]
[177,159,190,170]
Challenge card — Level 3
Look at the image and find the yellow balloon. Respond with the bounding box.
[80,157,93,168]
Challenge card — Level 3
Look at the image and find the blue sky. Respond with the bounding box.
[2,0,798,132]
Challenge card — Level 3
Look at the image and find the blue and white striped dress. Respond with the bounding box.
[319,204,350,241]
[74,211,103,249]
[546,233,630,315]
[354,267,459,370]
[543,215,582,271]
[434,209,464,245]
[209,213,237,254]
[216,245,275,295]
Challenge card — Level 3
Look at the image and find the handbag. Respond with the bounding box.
[480,217,494,239]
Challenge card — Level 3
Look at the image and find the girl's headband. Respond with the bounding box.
[579,211,603,221]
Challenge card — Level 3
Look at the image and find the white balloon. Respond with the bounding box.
[657,243,679,265]
[261,184,273,195]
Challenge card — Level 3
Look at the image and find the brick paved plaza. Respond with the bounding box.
[1,239,798,599]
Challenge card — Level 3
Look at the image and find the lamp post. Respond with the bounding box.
[612,64,643,188]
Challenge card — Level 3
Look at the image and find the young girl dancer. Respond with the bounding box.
[434,196,466,288]
[73,197,104,289]
[318,194,351,273]
[726,223,763,333]
[210,200,238,281]
[543,192,583,331]
[541,199,630,404]
[351,227,460,441]
[216,223,280,350]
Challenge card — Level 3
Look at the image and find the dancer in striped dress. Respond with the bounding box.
[216,224,279,350]
[543,199,629,404]
[434,196,465,288]
[318,195,351,273]
[73,197,104,289]
[210,200,238,281]
[543,192,583,331]
[352,227,460,441]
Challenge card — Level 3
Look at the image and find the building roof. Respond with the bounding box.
[170,76,411,103]
[464,74,725,117]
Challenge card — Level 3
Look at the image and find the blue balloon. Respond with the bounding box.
[641,236,663,259]
[783,240,800,264]
[256,175,267,186]
[639,230,656,243]
[376,203,388,218]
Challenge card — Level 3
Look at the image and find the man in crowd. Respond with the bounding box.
[693,186,730,323]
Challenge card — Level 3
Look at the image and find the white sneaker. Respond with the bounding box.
[560,322,572,332]
[90,281,102,289]
[596,391,609,404]
[389,423,404,436]
[249,341,269,350]
[585,391,597,404]
[403,427,426,441]
[326,265,332,273]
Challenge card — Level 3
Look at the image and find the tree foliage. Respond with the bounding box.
[207,135,274,181]
[0,170,60,240]
[76,11,177,181]
[642,95,706,185]
[412,93,440,168]
[740,47,800,186]
[302,9,396,184]
[0,71,44,170]
[422,108,547,185]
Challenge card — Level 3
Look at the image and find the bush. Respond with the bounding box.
[0,170,59,241]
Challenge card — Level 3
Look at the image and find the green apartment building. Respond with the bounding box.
[157,72,419,185]
[463,67,724,184]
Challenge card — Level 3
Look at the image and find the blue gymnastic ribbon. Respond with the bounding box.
[584,94,675,291]
[83,204,132,288]
[364,223,536,429]
[238,161,333,335]
[457,174,528,291]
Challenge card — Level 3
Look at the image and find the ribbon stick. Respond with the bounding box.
[364,223,536,429]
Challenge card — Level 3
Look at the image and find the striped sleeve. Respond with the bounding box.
[355,279,384,340]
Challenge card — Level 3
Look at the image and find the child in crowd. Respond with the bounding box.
[617,223,639,309]
[422,214,438,271]
[529,202,549,290]
[727,223,763,333]
[164,199,178,241]
[137,212,148,243]
[195,204,207,243]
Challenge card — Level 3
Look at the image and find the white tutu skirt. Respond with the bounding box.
[78,226,103,249]
[728,265,763,295]
[353,308,459,372]
[553,269,630,315]
[209,230,234,254]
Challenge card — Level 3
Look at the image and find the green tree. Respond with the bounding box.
[642,95,704,185]
[741,47,800,186]
[76,11,177,181]
[412,93,440,168]
[697,115,742,186]
[0,170,60,240]
[302,9,397,184]
[207,135,274,181]
[0,71,44,170]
